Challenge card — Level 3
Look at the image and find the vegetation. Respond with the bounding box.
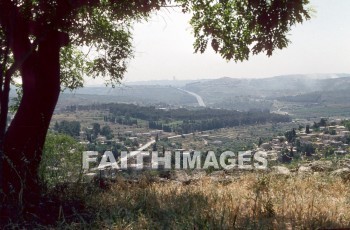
[342,120,350,131]
[4,105,350,228]
[6,172,350,229]
[305,124,310,134]
[0,0,348,228]
[86,174,349,229]
[313,118,328,129]
[101,125,114,140]
[74,103,291,134]
[0,0,311,225]
[39,133,84,188]
[54,120,81,137]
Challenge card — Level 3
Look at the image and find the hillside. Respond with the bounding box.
[53,73,350,116]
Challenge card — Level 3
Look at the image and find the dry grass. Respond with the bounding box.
[56,172,350,229]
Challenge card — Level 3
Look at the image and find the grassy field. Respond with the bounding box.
[27,172,349,229]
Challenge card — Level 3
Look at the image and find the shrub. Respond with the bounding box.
[39,133,84,187]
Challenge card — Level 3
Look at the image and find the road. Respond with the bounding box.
[167,133,193,139]
[116,138,156,167]
[117,132,197,168]
[176,88,206,107]
[93,130,210,171]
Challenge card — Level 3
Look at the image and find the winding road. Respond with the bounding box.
[176,88,206,107]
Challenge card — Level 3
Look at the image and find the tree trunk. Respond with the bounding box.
[1,30,64,218]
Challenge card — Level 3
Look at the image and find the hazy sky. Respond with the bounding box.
[87,0,350,84]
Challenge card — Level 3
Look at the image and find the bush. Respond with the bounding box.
[39,133,84,187]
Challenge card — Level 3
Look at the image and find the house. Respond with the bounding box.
[335,150,347,155]
[79,141,90,145]
[150,130,163,136]
[124,131,134,136]
[271,139,281,145]
[300,136,311,141]
[330,141,343,147]
[212,140,223,145]
[341,131,350,136]
[336,125,346,131]
[272,145,283,152]
[265,151,278,161]
[96,135,107,144]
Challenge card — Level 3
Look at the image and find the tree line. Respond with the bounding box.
[70,103,291,133]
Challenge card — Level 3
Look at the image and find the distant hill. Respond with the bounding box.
[277,89,350,104]
[54,73,350,114]
[57,85,198,108]
[184,74,350,96]
[124,79,210,87]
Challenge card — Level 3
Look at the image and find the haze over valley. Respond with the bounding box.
[57,73,350,119]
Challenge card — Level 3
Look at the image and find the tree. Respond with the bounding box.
[101,125,114,140]
[319,118,327,127]
[0,0,311,217]
[54,120,81,137]
[303,143,315,156]
[92,123,101,137]
[152,143,158,151]
[305,124,310,134]
[54,121,59,131]
[296,139,302,153]
[285,128,297,144]
[284,128,297,159]
[342,120,350,131]
[298,125,304,131]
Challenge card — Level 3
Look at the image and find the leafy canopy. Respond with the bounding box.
[0,0,311,89]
